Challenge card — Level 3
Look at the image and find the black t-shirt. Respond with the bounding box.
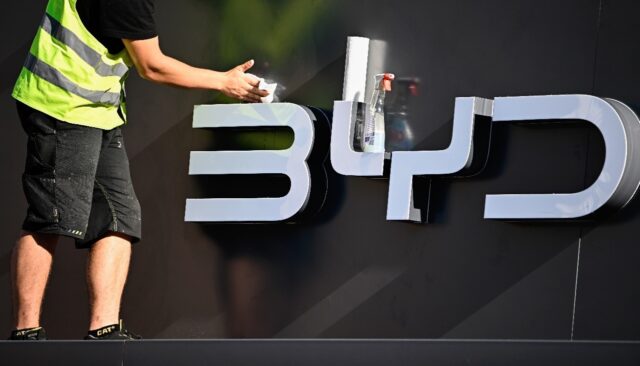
[76,0,157,55]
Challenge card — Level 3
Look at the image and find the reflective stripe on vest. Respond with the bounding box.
[40,13,128,78]
[24,53,121,106]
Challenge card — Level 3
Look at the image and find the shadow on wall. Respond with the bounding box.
[202,225,318,337]
[182,0,348,337]
[191,105,343,337]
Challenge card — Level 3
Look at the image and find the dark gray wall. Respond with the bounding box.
[1,0,639,340]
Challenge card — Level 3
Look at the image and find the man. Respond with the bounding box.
[9,0,268,340]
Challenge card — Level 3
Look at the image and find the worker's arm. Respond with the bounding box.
[123,37,269,102]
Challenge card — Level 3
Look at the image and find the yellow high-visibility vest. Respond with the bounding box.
[13,0,132,130]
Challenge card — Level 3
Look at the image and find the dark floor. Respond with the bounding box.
[1,339,640,366]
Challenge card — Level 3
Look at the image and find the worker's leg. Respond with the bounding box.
[11,232,59,329]
[14,102,104,335]
[86,233,132,330]
[82,125,141,332]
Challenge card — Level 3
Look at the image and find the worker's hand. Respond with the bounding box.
[221,60,269,102]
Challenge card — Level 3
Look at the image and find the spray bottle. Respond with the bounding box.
[386,77,419,151]
[363,73,395,153]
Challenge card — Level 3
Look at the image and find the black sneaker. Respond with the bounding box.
[8,327,47,340]
[84,320,141,340]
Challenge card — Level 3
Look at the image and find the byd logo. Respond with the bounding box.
[184,41,640,223]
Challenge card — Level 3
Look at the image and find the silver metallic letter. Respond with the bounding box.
[485,95,640,219]
[386,97,494,221]
[185,103,315,222]
[331,100,386,176]
[331,36,389,177]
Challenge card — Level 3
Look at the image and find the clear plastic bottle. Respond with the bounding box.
[363,73,394,153]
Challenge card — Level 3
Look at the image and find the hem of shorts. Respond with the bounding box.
[75,223,142,249]
[21,223,84,241]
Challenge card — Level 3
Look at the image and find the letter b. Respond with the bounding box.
[185,103,315,222]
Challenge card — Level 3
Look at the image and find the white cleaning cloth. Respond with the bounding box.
[259,79,277,103]
[247,73,277,103]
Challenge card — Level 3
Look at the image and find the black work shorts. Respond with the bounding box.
[17,102,142,248]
